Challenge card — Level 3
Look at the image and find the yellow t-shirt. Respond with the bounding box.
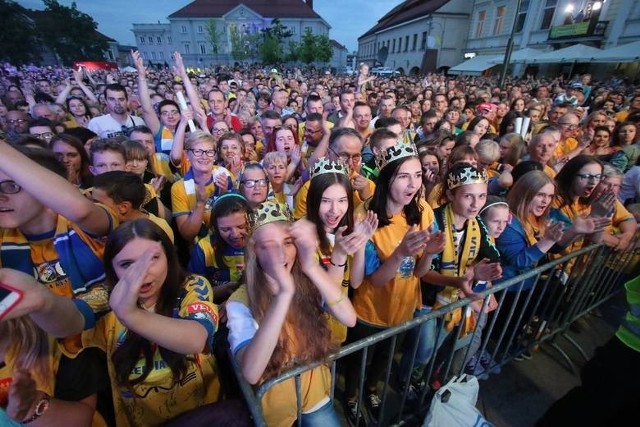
[317,244,352,345]
[171,177,216,227]
[226,286,331,427]
[294,178,375,220]
[554,137,579,158]
[64,276,220,427]
[147,213,174,243]
[353,199,435,327]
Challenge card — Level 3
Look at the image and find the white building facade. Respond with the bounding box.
[357,0,471,75]
[132,0,331,67]
[464,0,640,76]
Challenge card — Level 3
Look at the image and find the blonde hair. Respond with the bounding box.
[0,318,51,383]
[244,223,333,382]
[263,151,287,168]
[476,139,500,163]
[185,130,215,150]
[507,170,555,237]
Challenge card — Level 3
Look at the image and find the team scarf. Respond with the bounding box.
[433,203,484,334]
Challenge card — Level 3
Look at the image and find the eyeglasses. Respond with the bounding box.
[188,148,216,157]
[329,147,361,164]
[213,127,229,134]
[558,123,579,129]
[160,110,179,117]
[241,179,268,188]
[31,132,54,140]
[6,119,27,125]
[305,127,322,135]
[0,180,21,194]
[576,173,603,182]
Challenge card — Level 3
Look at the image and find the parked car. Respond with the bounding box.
[370,67,400,77]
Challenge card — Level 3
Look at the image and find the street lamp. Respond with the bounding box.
[498,0,523,88]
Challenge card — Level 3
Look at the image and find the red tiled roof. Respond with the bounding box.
[169,0,323,20]
[359,0,451,40]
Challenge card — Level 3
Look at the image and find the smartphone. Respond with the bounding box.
[0,283,23,321]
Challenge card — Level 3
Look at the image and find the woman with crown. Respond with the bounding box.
[343,141,445,424]
[226,201,357,427]
[305,158,378,344]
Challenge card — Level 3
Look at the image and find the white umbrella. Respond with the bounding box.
[120,66,137,73]
[448,55,502,76]
[489,47,547,65]
[589,40,640,63]
[528,44,602,63]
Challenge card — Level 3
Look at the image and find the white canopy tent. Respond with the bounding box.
[589,41,640,63]
[488,47,547,65]
[527,44,603,63]
[448,55,501,76]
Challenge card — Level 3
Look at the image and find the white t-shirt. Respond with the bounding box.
[88,114,145,138]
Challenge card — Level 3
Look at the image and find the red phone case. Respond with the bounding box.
[0,282,24,321]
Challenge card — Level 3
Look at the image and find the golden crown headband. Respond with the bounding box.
[249,200,293,231]
[310,157,349,180]
[447,166,488,190]
[376,141,417,171]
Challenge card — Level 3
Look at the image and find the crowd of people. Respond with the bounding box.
[0,53,639,426]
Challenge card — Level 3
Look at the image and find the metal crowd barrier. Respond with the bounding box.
[230,238,640,426]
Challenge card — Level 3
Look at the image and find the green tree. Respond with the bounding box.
[286,41,300,62]
[0,0,41,64]
[298,28,315,64]
[315,34,333,63]
[205,19,223,58]
[36,0,108,65]
[258,18,293,64]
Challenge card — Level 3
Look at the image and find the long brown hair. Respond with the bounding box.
[244,222,333,382]
[0,318,51,385]
[507,170,555,238]
[104,219,189,390]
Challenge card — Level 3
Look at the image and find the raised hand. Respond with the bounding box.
[172,51,187,77]
[590,189,615,218]
[543,221,565,242]
[289,218,320,272]
[131,50,145,73]
[5,370,37,422]
[258,238,295,296]
[109,242,162,320]
[290,144,302,166]
[353,211,378,241]
[473,258,503,282]
[396,225,430,258]
[424,230,445,255]
[572,215,611,234]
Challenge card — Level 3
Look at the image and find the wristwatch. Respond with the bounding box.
[22,394,51,425]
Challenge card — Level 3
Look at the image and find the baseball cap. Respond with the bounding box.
[569,82,583,91]
[477,102,497,114]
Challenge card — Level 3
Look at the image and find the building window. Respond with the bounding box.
[493,6,506,35]
[151,52,156,60]
[198,25,204,33]
[142,52,148,60]
[540,0,557,30]
[475,10,486,38]
[181,25,187,34]
[167,36,172,44]
[139,36,145,45]
[184,44,190,54]
[398,37,402,52]
[156,36,162,44]
[148,36,153,45]
[305,26,312,33]
[159,52,164,60]
[412,34,417,51]
[200,44,206,54]
[392,39,396,53]
[404,35,409,52]
[421,31,427,50]
[515,0,530,32]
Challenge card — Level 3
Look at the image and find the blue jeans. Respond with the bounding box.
[399,307,450,384]
[300,399,341,427]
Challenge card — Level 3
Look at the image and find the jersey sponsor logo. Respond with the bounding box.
[187,302,213,316]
